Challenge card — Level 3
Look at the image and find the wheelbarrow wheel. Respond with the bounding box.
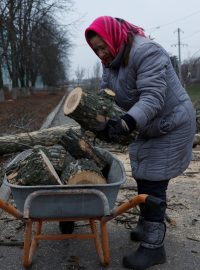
[59,221,75,234]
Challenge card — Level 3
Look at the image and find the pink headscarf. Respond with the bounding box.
[85,16,145,58]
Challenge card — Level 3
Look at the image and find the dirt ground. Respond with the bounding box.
[0,90,64,136]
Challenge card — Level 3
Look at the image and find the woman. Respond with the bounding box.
[85,16,196,270]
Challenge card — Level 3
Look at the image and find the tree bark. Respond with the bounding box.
[60,129,108,170]
[64,87,123,128]
[5,149,62,186]
[61,158,106,185]
[34,144,74,175]
[0,124,80,155]
[63,87,136,145]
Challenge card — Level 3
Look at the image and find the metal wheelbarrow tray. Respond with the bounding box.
[0,148,164,268]
[4,148,126,219]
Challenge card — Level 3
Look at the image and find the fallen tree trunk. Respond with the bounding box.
[63,87,136,145]
[0,124,80,155]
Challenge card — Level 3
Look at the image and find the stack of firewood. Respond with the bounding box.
[5,129,110,186]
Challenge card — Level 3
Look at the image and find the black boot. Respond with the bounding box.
[130,203,146,241]
[130,216,144,241]
[123,221,166,270]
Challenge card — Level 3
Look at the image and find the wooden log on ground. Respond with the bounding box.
[0,124,80,155]
[5,149,62,186]
[61,158,106,185]
[63,87,136,145]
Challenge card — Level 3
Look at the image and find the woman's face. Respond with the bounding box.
[90,35,114,65]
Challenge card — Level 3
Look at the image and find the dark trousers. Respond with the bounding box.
[136,179,169,222]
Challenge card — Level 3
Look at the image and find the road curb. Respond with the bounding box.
[40,92,67,130]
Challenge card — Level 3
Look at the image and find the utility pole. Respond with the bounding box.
[171,28,187,84]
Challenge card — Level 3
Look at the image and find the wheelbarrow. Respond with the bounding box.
[0,148,165,268]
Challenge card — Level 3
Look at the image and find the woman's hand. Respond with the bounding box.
[96,114,136,142]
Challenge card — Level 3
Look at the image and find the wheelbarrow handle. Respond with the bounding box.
[23,188,110,219]
[0,198,23,220]
[102,194,166,222]
[103,194,148,222]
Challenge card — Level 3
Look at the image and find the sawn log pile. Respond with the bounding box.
[5,129,109,186]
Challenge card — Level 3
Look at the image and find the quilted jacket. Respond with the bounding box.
[101,35,196,181]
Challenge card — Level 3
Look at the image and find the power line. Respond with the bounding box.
[190,49,200,58]
[146,9,200,32]
[182,29,200,40]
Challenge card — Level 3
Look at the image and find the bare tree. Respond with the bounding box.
[0,0,74,91]
[91,61,101,90]
[85,61,102,92]
[93,61,101,78]
[75,66,85,86]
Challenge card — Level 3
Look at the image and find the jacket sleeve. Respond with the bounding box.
[127,43,170,129]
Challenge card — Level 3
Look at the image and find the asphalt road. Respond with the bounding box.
[0,219,199,270]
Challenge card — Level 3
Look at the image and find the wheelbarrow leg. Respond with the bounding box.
[100,219,110,265]
[23,219,33,268]
[23,220,43,268]
[28,221,42,264]
[90,219,104,263]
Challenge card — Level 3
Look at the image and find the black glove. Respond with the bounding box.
[96,114,136,142]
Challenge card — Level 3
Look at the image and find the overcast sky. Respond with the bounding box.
[65,0,200,79]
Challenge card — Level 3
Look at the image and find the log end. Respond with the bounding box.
[67,171,107,185]
[64,87,83,115]
[39,150,63,185]
[103,88,115,97]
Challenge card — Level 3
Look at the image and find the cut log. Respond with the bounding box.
[5,149,63,186]
[34,144,74,175]
[61,158,106,185]
[64,87,122,127]
[60,129,109,173]
[100,88,116,100]
[63,87,136,145]
[103,88,116,97]
[0,124,80,155]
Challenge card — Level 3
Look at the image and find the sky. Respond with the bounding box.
[64,0,200,79]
